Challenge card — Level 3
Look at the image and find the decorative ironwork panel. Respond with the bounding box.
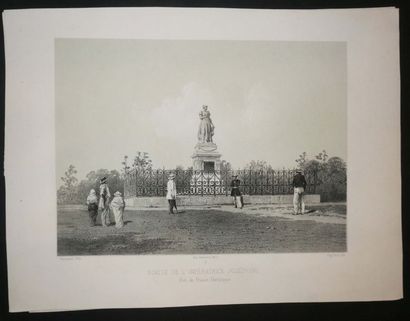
[125,169,319,197]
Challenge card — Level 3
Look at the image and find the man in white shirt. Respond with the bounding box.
[166,173,178,214]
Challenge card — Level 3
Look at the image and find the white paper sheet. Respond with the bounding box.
[4,7,402,312]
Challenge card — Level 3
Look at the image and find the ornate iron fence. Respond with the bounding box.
[124,169,318,198]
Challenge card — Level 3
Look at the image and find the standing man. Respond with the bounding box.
[166,173,178,214]
[99,177,111,226]
[230,175,243,209]
[292,170,307,215]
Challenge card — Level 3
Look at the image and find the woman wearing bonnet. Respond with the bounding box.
[110,191,125,228]
[86,189,98,226]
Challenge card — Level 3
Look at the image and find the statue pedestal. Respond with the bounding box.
[190,143,225,195]
[192,142,222,171]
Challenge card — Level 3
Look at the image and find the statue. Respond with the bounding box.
[197,105,215,143]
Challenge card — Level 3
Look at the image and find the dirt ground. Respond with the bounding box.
[58,203,346,255]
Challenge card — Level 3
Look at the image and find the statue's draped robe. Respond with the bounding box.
[197,110,214,143]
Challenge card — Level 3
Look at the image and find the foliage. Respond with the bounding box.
[315,149,329,163]
[244,160,273,172]
[174,165,193,192]
[296,151,346,201]
[121,155,131,177]
[61,164,78,188]
[57,165,78,204]
[295,152,307,168]
[57,166,124,205]
[220,160,232,172]
[132,151,153,171]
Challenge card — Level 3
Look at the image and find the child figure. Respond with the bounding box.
[86,189,98,226]
[110,191,125,228]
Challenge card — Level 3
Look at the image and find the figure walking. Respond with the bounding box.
[166,173,178,214]
[99,177,111,226]
[110,191,125,228]
[292,170,307,215]
[86,189,98,226]
[230,175,243,209]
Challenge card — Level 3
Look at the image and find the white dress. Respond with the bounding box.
[110,196,125,228]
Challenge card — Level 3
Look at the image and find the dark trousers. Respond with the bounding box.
[168,199,177,214]
[88,205,98,226]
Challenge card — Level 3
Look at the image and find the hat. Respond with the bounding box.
[100,177,107,184]
[232,174,238,177]
[114,191,122,197]
[296,170,302,173]
[168,173,175,179]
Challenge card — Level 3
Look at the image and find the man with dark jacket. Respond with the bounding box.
[292,170,307,215]
[230,175,243,209]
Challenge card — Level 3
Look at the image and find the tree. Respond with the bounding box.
[315,150,329,163]
[327,157,346,174]
[121,155,130,177]
[57,165,78,204]
[295,152,308,169]
[75,169,124,204]
[220,160,232,172]
[325,157,347,200]
[244,160,272,172]
[61,164,78,189]
[132,151,153,171]
[295,152,347,201]
[303,159,321,173]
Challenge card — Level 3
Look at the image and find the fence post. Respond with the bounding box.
[201,170,205,196]
[213,171,216,196]
[272,170,275,195]
[135,170,138,197]
[249,169,252,195]
[225,170,228,196]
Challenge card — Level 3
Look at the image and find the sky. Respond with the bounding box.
[56,39,346,184]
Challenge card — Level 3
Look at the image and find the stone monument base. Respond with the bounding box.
[192,142,222,171]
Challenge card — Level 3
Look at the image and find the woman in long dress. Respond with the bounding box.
[99,177,111,227]
[197,105,214,143]
[110,191,125,228]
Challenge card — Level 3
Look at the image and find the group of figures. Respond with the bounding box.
[86,177,126,228]
[165,173,244,214]
[194,105,306,214]
[85,104,307,222]
[85,170,307,224]
[165,170,307,214]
